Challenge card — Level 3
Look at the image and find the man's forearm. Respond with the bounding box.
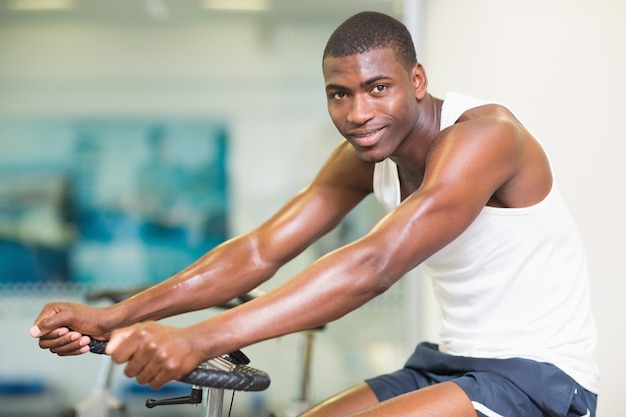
[107,235,279,328]
[186,242,394,361]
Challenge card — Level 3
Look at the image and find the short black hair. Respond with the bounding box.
[323,11,417,70]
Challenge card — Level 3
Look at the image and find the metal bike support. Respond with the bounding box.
[199,356,235,417]
[202,386,225,417]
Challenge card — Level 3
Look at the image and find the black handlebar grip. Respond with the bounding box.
[88,339,108,354]
[86,339,269,391]
[180,364,270,392]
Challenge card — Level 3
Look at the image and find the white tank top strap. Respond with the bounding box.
[373,158,400,212]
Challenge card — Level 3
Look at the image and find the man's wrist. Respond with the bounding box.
[102,303,133,332]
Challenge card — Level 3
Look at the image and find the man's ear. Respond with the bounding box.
[411,63,428,100]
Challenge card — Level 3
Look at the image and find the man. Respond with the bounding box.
[31,11,598,417]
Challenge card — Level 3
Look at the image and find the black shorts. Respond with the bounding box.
[366,342,597,417]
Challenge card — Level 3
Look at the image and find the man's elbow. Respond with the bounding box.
[355,251,400,298]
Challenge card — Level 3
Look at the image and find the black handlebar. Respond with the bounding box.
[179,363,270,392]
[88,339,270,392]
[88,339,108,354]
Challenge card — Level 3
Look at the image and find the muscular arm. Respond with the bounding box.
[157,108,549,361]
[32,141,373,343]
[110,142,374,326]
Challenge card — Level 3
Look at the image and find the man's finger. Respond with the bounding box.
[43,315,73,333]
[147,368,172,390]
[29,325,42,338]
[41,332,90,356]
[30,324,66,338]
[105,328,132,359]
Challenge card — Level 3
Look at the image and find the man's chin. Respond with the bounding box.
[357,150,387,164]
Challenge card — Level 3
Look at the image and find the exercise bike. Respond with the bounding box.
[88,338,270,417]
[54,285,323,417]
[54,288,270,417]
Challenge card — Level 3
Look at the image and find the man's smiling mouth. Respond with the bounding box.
[349,127,384,147]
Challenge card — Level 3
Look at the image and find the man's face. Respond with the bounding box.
[323,48,419,163]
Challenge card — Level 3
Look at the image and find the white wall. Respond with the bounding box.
[420,0,626,414]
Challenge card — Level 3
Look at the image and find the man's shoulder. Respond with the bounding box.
[432,103,529,172]
[457,102,516,124]
[441,92,515,129]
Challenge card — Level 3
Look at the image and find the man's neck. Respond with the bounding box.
[392,93,443,169]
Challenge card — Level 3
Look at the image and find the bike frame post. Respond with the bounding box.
[201,386,225,417]
[196,356,235,417]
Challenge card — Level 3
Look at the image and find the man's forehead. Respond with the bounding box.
[323,48,402,80]
[323,47,398,64]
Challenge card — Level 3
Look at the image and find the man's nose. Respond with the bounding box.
[347,96,375,125]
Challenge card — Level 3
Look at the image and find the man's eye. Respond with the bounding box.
[372,84,388,93]
[332,92,347,99]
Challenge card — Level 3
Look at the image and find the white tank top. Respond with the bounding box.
[373,92,599,392]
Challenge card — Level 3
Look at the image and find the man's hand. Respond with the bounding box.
[30,302,111,355]
[106,321,204,390]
